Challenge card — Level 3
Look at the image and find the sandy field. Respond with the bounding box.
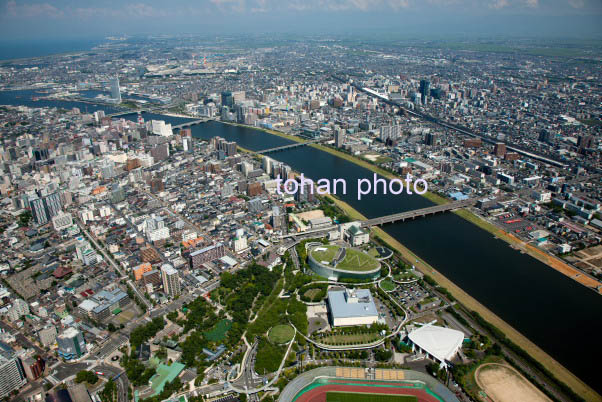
[475,363,551,402]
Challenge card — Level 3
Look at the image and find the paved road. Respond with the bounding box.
[0,321,45,356]
[77,221,151,310]
[96,364,129,402]
[51,361,92,382]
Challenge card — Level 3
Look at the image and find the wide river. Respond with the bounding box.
[1,97,599,393]
[177,117,601,393]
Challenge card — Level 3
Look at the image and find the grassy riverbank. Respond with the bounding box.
[252,123,601,291]
[226,121,598,398]
[327,194,599,402]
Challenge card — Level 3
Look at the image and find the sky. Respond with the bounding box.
[1,0,601,40]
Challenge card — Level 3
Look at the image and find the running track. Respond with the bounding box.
[293,381,444,402]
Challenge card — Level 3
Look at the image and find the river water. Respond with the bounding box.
[3,103,600,393]
[182,120,602,394]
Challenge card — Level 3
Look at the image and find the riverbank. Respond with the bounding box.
[243,122,602,293]
[204,119,599,398]
[326,194,600,402]
[453,208,601,293]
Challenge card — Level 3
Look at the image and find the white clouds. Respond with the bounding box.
[1,0,597,22]
[489,0,509,9]
[4,0,64,18]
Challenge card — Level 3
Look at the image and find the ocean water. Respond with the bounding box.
[0,38,103,61]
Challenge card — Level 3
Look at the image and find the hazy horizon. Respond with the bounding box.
[1,0,602,41]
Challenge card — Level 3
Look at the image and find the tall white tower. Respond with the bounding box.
[110,76,121,103]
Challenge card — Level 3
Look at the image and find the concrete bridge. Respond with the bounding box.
[172,118,210,129]
[360,198,476,227]
[257,138,325,154]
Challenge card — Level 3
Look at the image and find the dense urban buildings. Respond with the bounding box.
[0,10,600,402]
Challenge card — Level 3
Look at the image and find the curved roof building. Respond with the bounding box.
[408,325,464,367]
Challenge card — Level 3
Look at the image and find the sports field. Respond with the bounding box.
[475,363,551,402]
[293,381,443,402]
[311,245,380,272]
[326,392,417,402]
[268,324,295,344]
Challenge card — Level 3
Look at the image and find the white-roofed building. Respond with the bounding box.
[327,289,379,327]
[408,325,464,368]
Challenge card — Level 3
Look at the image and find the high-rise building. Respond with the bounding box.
[100,160,115,179]
[419,80,431,105]
[424,133,439,146]
[233,229,248,253]
[110,76,121,103]
[29,197,48,225]
[335,128,345,148]
[494,143,507,158]
[577,135,594,149]
[57,327,86,360]
[182,137,192,152]
[379,125,401,142]
[0,350,26,398]
[161,264,181,298]
[44,192,63,219]
[221,91,234,108]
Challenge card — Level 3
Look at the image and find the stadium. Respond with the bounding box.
[279,367,460,402]
[307,244,381,281]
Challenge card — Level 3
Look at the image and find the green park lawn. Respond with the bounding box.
[268,324,295,344]
[311,245,380,272]
[326,392,417,402]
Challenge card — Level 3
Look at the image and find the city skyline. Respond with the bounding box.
[1,0,602,40]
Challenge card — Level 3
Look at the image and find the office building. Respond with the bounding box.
[57,327,86,360]
[151,143,170,161]
[424,132,439,146]
[161,264,181,298]
[133,263,153,281]
[18,353,45,381]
